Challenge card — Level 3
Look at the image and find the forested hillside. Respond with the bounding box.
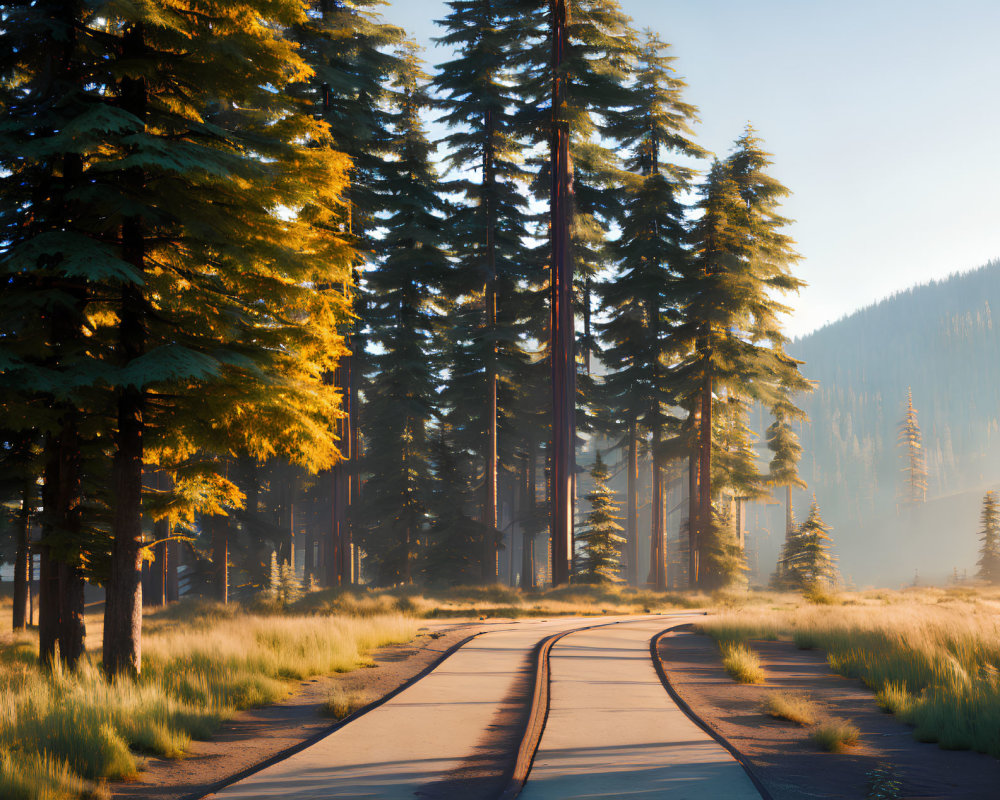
[791,259,1000,584]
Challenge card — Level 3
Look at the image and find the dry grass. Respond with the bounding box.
[0,607,416,800]
[811,719,860,752]
[720,642,766,684]
[321,686,374,720]
[697,585,1000,757]
[290,583,710,619]
[762,691,818,725]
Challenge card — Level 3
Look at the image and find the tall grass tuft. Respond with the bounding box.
[762,691,817,725]
[720,642,766,684]
[811,719,860,752]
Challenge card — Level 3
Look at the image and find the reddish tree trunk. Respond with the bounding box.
[626,418,638,585]
[697,376,713,588]
[688,450,699,588]
[549,0,574,586]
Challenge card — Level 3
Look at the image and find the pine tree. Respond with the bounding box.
[700,506,747,589]
[2,2,356,674]
[898,388,928,505]
[780,500,838,589]
[574,453,625,583]
[432,0,535,583]
[510,0,640,585]
[976,490,1000,584]
[289,0,405,587]
[598,31,703,588]
[678,127,808,588]
[422,427,483,587]
[358,46,448,586]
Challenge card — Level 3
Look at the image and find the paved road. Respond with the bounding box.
[207,614,762,800]
[207,617,633,800]
[518,616,762,800]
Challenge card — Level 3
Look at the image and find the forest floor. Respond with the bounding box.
[658,627,1000,799]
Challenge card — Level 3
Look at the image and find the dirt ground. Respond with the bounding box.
[110,621,495,800]
[657,628,1000,800]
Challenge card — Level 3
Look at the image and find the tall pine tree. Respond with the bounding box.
[599,31,703,587]
[358,46,449,585]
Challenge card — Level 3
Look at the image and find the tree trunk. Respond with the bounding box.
[55,422,86,668]
[57,561,86,669]
[104,23,147,677]
[688,411,700,587]
[697,375,713,589]
[212,515,229,603]
[330,353,350,585]
[38,444,61,664]
[104,327,145,676]
[785,484,794,539]
[652,459,665,590]
[12,479,31,631]
[626,418,638,585]
[166,539,179,602]
[150,538,167,607]
[549,0,574,586]
[479,102,500,584]
[522,446,538,590]
[37,538,60,665]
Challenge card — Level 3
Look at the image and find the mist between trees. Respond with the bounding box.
[1,0,812,673]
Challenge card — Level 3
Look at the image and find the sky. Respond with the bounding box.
[384,0,1000,338]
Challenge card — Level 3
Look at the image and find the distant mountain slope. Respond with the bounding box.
[789,259,1000,585]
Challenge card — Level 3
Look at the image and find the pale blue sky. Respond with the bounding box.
[384,0,1000,338]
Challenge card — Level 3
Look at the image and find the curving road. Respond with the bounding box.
[206,614,762,800]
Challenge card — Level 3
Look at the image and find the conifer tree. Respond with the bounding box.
[574,453,625,583]
[358,47,448,585]
[976,490,1000,584]
[422,427,484,586]
[898,388,928,505]
[433,0,534,582]
[510,0,640,584]
[780,500,838,589]
[290,0,405,586]
[700,507,747,588]
[677,128,808,588]
[2,2,355,674]
[598,32,703,587]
